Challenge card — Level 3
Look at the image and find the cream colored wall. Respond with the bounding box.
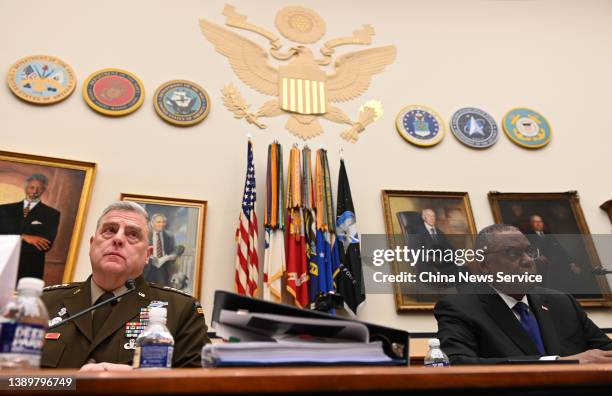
[1,0,611,332]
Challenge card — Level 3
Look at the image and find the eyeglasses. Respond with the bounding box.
[484,245,539,260]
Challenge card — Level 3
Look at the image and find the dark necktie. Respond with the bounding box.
[23,202,31,218]
[430,228,438,242]
[513,301,546,354]
[92,292,115,338]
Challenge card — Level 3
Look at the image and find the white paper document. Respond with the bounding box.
[0,235,21,307]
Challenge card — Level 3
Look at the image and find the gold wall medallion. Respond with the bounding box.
[7,55,76,105]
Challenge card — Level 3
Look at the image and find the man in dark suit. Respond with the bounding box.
[435,224,612,364]
[0,173,60,281]
[412,209,458,278]
[525,214,583,293]
[143,213,179,286]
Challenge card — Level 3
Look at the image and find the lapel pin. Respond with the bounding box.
[541,305,549,311]
[73,288,81,295]
[138,292,145,298]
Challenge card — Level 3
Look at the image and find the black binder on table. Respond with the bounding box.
[210,290,410,365]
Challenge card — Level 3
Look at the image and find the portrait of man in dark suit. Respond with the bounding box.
[526,214,584,293]
[143,213,180,286]
[412,208,459,278]
[0,173,60,281]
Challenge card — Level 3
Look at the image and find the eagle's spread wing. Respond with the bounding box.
[326,46,396,103]
[199,20,278,96]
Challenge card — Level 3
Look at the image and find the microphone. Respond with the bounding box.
[592,267,612,275]
[48,279,137,330]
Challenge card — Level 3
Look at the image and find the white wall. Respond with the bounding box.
[1,0,611,332]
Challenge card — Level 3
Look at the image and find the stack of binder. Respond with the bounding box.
[202,291,410,367]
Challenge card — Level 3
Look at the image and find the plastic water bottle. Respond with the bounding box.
[133,307,174,369]
[424,338,450,367]
[0,277,49,369]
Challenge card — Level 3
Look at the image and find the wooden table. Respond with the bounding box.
[1,364,611,395]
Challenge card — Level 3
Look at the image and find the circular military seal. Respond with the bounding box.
[395,105,445,147]
[153,80,210,126]
[7,55,76,105]
[82,68,145,116]
[450,107,499,149]
[275,6,326,44]
[502,108,552,149]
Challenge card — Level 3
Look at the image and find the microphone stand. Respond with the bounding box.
[48,279,136,330]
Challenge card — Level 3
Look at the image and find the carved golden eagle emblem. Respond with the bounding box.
[199,5,396,142]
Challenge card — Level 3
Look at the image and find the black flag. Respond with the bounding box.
[334,159,365,314]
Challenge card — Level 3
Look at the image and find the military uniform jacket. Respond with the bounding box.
[41,276,210,368]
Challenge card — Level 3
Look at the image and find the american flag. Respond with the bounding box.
[235,140,259,296]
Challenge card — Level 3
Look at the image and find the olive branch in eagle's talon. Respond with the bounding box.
[221,84,266,129]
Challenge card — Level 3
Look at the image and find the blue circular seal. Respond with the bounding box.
[154,80,210,126]
[450,107,499,148]
[502,108,552,149]
[395,105,445,147]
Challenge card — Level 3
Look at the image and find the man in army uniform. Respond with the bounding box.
[41,201,210,370]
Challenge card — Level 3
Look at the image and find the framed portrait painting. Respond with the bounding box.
[381,190,477,311]
[120,194,207,298]
[0,150,96,286]
[488,191,611,307]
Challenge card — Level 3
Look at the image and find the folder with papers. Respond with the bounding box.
[203,291,410,367]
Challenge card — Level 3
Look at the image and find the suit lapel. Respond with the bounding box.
[529,292,561,355]
[480,292,541,355]
[88,278,151,353]
[63,280,93,343]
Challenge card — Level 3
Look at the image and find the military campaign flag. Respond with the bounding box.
[234,140,259,297]
[263,142,285,303]
[334,159,366,314]
[285,146,309,307]
[301,147,319,305]
[311,149,339,304]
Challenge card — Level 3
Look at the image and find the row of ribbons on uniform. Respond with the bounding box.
[234,140,365,315]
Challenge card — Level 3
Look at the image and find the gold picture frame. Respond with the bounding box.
[381,190,477,312]
[488,191,611,307]
[120,194,207,299]
[0,150,96,285]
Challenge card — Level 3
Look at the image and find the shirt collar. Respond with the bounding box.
[90,277,128,305]
[493,287,529,311]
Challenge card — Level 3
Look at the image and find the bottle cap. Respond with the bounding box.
[149,307,167,322]
[16,277,45,294]
[428,338,440,348]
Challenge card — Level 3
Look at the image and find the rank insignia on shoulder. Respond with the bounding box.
[196,307,204,316]
[43,283,72,291]
[159,285,191,297]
